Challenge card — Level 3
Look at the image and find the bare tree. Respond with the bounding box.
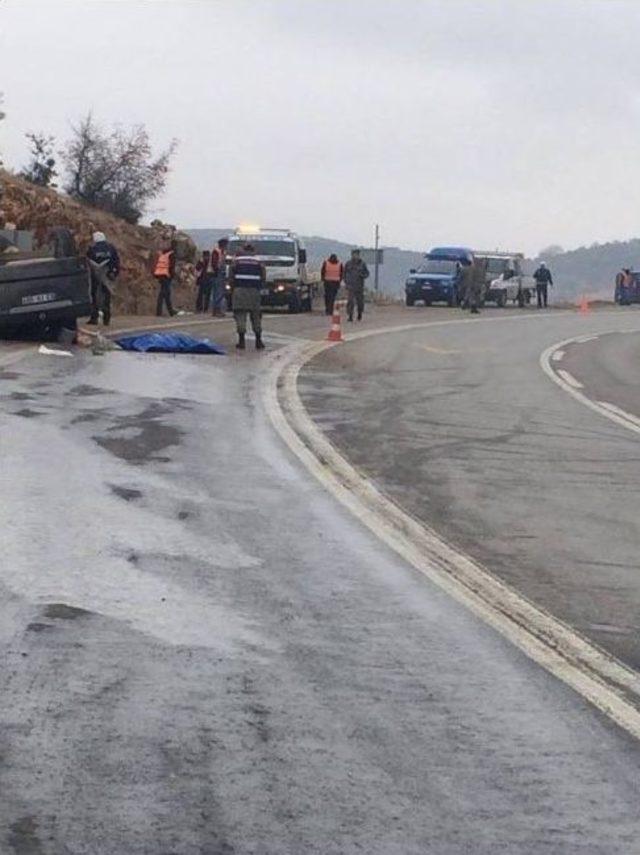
[538,244,564,258]
[21,132,58,187]
[62,113,177,224]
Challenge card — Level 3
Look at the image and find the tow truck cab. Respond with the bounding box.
[405,246,473,307]
[226,228,313,312]
[476,251,530,307]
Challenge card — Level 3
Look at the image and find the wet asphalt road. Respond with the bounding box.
[300,307,640,671]
[561,327,640,418]
[1,309,640,853]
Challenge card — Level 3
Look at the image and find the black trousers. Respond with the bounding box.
[156,276,175,316]
[536,283,548,308]
[196,275,214,312]
[323,281,340,315]
[89,279,112,324]
[347,285,365,319]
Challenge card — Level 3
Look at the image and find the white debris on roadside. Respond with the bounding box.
[37,345,73,357]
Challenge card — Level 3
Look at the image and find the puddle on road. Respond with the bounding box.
[109,484,144,502]
[44,603,93,620]
[93,402,184,465]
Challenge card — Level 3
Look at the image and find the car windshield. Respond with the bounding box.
[228,238,296,258]
[416,260,457,275]
[485,258,509,274]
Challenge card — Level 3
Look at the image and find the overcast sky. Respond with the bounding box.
[1,0,639,254]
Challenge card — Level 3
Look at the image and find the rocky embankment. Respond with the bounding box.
[0,171,197,314]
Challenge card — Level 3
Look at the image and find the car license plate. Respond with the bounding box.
[422,285,432,290]
[260,289,269,296]
[22,292,56,305]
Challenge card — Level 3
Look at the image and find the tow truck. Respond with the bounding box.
[0,228,91,339]
[225,226,314,313]
[474,251,532,307]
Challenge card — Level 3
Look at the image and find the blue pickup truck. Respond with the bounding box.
[405,246,472,307]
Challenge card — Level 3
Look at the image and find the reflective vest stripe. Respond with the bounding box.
[324,260,342,282]
[154,251,173,277]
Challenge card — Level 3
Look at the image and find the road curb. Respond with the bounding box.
[265,325,640,741]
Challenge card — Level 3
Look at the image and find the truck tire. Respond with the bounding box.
[406,295,415,307]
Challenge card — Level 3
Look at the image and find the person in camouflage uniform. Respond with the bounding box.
[466,257,487,314]
[229,244,266,350]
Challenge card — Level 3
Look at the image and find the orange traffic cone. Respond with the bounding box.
[578,294,590,315]
[327,307,343,342]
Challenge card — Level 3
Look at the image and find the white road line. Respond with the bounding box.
[597,401,640,429]
[574,334,599,343]
[557,369,583,389]
[552,350,564,362]
[540,330,640,439]
[265,324,640,742]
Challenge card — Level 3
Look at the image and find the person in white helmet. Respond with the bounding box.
[87,231,120,325]
[533,261,553,308]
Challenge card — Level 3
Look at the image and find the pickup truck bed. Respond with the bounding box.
[0,256,91,333]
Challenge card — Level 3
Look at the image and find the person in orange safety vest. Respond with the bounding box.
[153,240,177,317]
[321,253,343,316]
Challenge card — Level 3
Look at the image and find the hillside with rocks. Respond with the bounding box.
[0,170,197,314]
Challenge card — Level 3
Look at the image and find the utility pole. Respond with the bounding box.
[374,223,380,293]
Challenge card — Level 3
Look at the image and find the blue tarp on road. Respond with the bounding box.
[116,332,226,355]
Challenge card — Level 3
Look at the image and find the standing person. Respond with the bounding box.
[343,248,369,322]
[458,262,472,308]
[211,237,229,317]
[87,231,120,326]
[321,253,343,315]
[616,267,632,304]
[467,258,486,314]
[229,243,265,350]
[195,250,214,313]
[533,261,553,308]
[154,239,177,317]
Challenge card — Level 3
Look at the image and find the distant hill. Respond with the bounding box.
[187,228,634,302]
[186,228,423,296]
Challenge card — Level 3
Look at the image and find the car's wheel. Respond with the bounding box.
[406,295,415,307]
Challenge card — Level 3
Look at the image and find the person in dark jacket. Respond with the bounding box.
[211,237,229,317]
[229,244,266,350]
[87,231,120,325]
[195,250,214,313]
[321,253,343,315]
[154,239,177,317]
[533,262,553,308]
[343,249,369,322]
